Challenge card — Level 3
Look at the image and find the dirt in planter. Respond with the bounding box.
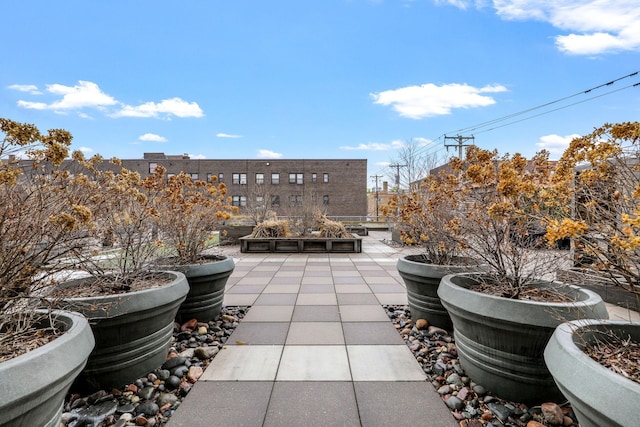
[474,282,575,303]
[585,333,640,385]
[47,273,174,299]
[0,324,60,363]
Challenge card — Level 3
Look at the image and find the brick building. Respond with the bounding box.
[116,153,367,217]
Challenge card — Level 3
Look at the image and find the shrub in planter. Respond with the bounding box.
[0,119,96,426]
[543,122,640,425]
[547,121,640,297]
[432,145,608,402]
[143,166,238,322]
[383,170,482,329]
[50,155,191,390]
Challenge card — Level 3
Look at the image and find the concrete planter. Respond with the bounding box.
[0,310,94,427]
[157,255,235,322]
[396,255,483,331]
[58,271,188,391]
[240,236,362,253]
[545,319,640,427]
[438,273,608,403]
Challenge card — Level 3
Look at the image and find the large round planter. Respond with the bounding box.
[545,319,640,427]
[438,273,609,403]
[157,255,235,323]
[0,310,94,427]
[397,255,482,330]
[58,271,188,391]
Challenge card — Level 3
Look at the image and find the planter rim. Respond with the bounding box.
[56,270,186,303]
[153,254,233,268]
[397,255,486,279]
[545,319,640,425]
[438,272,608,327]
[240,235,362,240]
[0,310,92,372]
[0,310,94,402]
[54,270,189,318]
[441,272,603,307]
[550,319,640,392]
[154,255,235,275]
[400,254,481,265]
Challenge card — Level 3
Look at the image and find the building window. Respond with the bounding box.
[323,173,329,183]
[312,173,317,183]
[256,173,264,184]
[323,195,329,205]
[289,173,303,184]
[289,194,303,206]
[232,195,247,207]
[256,195,264,206]
[149,162,158,174]
[271,195,280,207]
[218,173,224,182]
[189,173,199,180]
[271,173,280,184]
[232,173,247,185]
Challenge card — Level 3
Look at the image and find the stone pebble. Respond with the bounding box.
[61,306,247,427]
[385,305,579,427]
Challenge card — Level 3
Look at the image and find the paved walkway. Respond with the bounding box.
[167,231,457,427]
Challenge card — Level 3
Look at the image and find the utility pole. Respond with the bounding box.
[370,174,382,219]
[388,163,407,191]
[388,163,406,217]
[444,135,475,158]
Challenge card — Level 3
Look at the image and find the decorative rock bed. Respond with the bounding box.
[61,306,248,427]
[386,305,581,426]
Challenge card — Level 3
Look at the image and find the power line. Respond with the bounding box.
[472,82,640,135]
[446,71,639,136]
[374,71,640,179]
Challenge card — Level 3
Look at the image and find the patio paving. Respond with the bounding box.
[167,230,640,426]
[167,231,458,426]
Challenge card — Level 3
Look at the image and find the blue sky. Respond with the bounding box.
[2,0,639,188]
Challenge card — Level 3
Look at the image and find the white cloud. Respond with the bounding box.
[79,147,93,153]
[14,80,204,119]
[435,1,639,55]
[371,83,507,119]
[257,149,283,159]
[8,84,42,95]
[17,81,117,112]
[492,1,640,55]
[113,97,204,119]
[188,153,207,159]
[139,133,168,142]
[535,133,580,156]
[340,140,406,151]
[216,133,242,138]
